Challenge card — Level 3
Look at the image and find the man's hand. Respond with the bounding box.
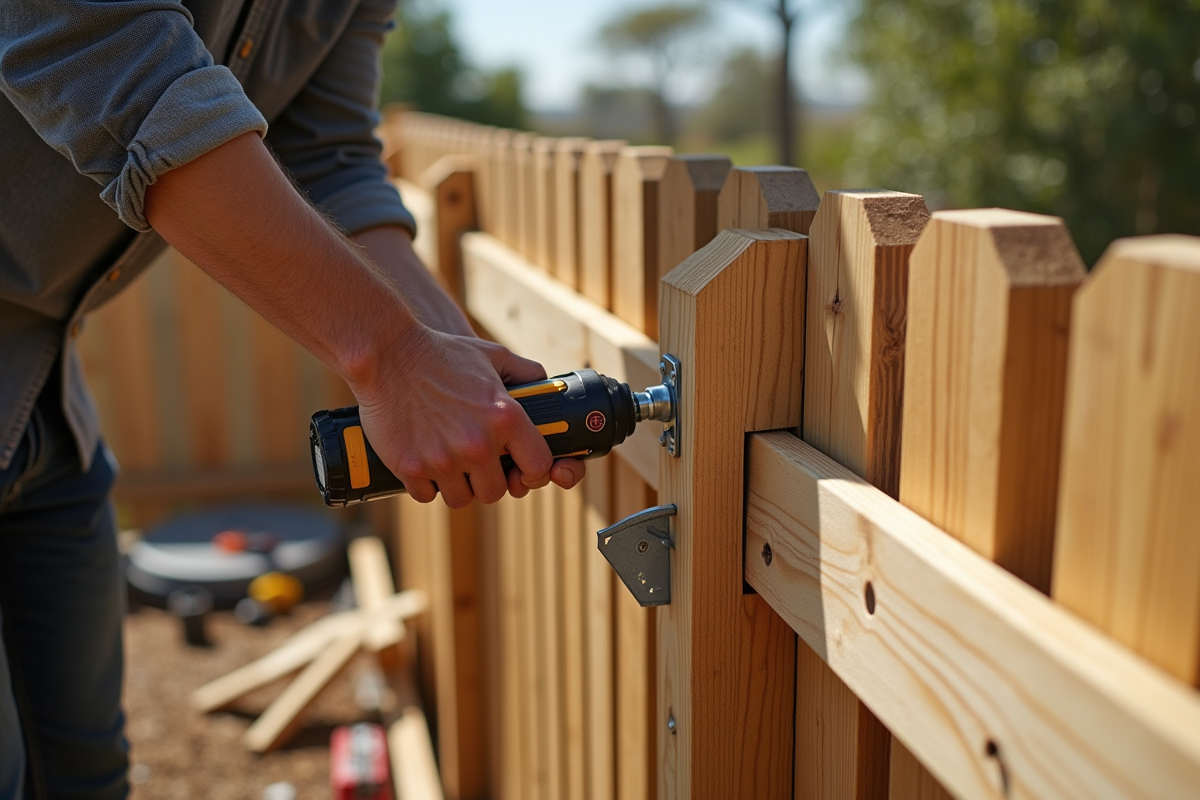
[144,132,583,507]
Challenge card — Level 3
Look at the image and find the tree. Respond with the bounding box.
[847,0,1200,264]
[724,0,833,165]
[693,47,773,142]
[380,1,526,129]
[598,4,712,144]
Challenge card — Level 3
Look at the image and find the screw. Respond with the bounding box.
[659,433,667,445]
[637,540,649,554]
[667,714,676,735]
[761,542,773,566]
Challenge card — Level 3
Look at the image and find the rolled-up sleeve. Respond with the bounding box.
[0,1,268,232]
[266,0,416,236]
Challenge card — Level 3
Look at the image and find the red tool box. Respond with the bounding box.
[330,723,392,800]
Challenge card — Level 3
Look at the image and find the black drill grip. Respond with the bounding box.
[310,369,637,507]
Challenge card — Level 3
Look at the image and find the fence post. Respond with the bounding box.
[1052,235,1200,686]
[798,190,930,800]
[658,229,806,800]
[892,209,1084,798]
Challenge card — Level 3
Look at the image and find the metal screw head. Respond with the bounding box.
[667,714,677,734]
[637,540,649,554]
[761,542,773,566]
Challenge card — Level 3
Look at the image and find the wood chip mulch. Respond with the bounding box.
[124,602,381,800]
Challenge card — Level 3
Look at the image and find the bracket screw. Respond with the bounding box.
[667,714,677,735]
[637,540,649,554]
[761,542,773,566]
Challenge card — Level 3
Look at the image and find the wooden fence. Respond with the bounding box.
[383,110,1200,800]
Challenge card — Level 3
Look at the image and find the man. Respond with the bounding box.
[0,2,582,797]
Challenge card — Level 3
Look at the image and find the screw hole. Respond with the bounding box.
[761,542,773,566]
[864,581,876,615]
[637,540,649,554]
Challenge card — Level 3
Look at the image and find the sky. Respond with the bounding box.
[428,0,869,112]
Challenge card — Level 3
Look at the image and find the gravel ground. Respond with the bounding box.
[124,602,381,800]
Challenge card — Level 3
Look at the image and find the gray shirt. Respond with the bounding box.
[0,0,416,471]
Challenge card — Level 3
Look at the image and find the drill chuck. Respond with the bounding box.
[311,369,653,507]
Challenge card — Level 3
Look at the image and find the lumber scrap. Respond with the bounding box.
[743,430,1200,800]
[657,229,806,800]
[1052,235,1200,685]
[796,190,930,800]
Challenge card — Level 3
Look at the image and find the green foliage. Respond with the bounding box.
[692,47,773,141]
[847,0,1200,263]
[379,1,526,129]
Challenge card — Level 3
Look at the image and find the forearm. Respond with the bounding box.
[144,132,414,387]
[352,226,474,337]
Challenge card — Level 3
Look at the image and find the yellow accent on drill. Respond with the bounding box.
[343,425,371,489]
[507,379,568,399]
[535,420,570,436]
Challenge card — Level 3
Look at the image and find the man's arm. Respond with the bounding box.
[145,132,581,505]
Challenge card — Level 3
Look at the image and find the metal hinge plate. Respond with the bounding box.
[659,354,681,459]
[597,504,676,607]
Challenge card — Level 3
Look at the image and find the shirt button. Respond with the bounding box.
[108,268,122,283]
[71,322,82,338]
[239,39,254,59]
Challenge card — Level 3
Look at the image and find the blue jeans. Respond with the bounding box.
[0,385,128,800]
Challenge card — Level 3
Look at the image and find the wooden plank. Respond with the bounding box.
[744,430,1200,800]
[658,155,731,280]
[537,487,567,799]
[248,309,304,464]
[612,145,673,336]
[388,664,448,800]
[579,141,626,310]
[797,190,930,800]
[899,208,1084,592]
[420,156,479,304]
[554,138,590,289]
[174,254,233,468]
[516,494,546,799]
[583,461,616,800]
[349,537,406,662]
[511,132,536,259]
[460,233,661,487]
[657,229,806,800]
[1052,235,1200,685]
[559,479,588,800]
[893,208,1083,797]
[716,166,821,234]
[533,137,559,273]
[489,130,516,248]
[243,631,363,753]
[614,458,657,800]
[495,496,527,799]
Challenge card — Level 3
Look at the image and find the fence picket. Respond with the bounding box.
[892,208,1085,798]
[1052,235,1200,686]
[554,138,590,288]
[798,190,930,800]
[579,141,626,311]
[716,166,821,233]
[658,156,732,279]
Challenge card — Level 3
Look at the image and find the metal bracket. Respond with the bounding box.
[659,354,681,459]
[597,504,676,607]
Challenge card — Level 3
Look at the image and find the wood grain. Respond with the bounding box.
[798,190,930,800]
[658,229,807,800]
[584,461,616,800]
[743,430,1200,800]
[533,137,559,273]
[1052,235,1200,686]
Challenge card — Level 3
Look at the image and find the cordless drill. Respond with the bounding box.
[310,369,675,507]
